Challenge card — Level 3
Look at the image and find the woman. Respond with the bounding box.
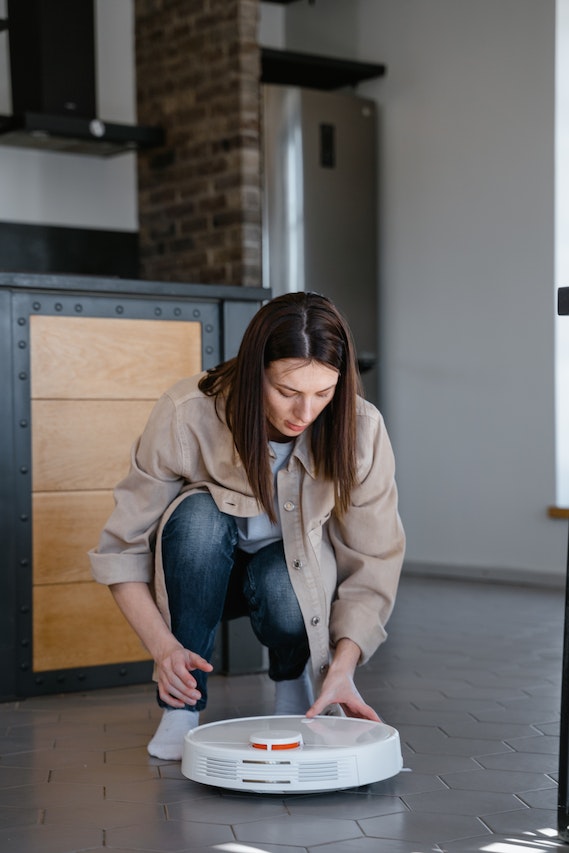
[90,292,405,760]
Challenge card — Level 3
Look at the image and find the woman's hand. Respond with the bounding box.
[306,668,380,720]
[156,645,213,708]
[109,582,213,708]
[305,638,381,722]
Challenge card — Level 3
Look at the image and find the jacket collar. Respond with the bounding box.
[231,418,317,478]
[290,428,317,479]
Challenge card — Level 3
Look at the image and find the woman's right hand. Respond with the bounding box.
[156,645,213,708]
[108,582,214,708]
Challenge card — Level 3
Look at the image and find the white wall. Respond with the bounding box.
[259,2,286,49]
[556,0,569,507]
[261,0,566,582]
[0,0,137,231]
[1,0,563,580]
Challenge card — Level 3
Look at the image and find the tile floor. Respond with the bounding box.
[0,573,567,853]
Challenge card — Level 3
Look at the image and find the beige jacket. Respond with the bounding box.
[90,374,405,687]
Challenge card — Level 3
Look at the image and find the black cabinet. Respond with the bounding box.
[0,273,267,700]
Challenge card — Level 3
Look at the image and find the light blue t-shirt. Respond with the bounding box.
[236,440,294,553]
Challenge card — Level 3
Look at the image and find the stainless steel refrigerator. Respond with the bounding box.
[262,84,379,404]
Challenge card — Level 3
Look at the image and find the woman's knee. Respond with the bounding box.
[246,542,307,642]
[161,493,239,631]
[161,492,237,566]
[162,492,237,549]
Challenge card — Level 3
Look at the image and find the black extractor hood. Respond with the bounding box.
[0,0,163,157]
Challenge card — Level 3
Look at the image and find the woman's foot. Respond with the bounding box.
[147,709,200,760]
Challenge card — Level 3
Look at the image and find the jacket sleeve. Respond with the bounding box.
[327,407,405,664]
[89,392,185,586]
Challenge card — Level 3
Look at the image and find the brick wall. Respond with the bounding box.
[135,0,261,287]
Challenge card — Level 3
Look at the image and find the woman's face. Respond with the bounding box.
[263,358,339,442]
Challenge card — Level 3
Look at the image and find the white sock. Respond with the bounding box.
[147,709,200,760]
[274,664,314,716]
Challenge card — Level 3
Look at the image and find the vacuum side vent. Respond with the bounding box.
[200,756,238,781]
[299,757,356,783]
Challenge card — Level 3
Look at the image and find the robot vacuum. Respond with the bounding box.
[181,715,403,794]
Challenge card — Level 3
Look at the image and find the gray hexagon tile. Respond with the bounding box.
[475,750,559,774]
[50,763,160,785]
[402,788,528,817]
[167,792,288,824]
[505,734,560,754]
[363,769,447,795]
[404,753,481,775]
[535,721,560,735]
[0,822,102,853]
[233,812,363,846]
[518,787,558,809]
[472,707,560,725]
[103,777,194,805]
[107,818,235,851]
[0,747,105,769]
[283,789,407,819]
[0,766,48,788]
[42,799,167,829]
[402,728,512,757]
[0,780,104,809]
[358,810,492,844]
[438,720,538,740]
[104,745,165,766]
[0,805,40,830]
[481,806,559,836]
[215,845,308,853]
[441,831,566,852]
[440,768,556,793]
[308,840,443,853]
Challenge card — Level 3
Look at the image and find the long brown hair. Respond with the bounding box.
[199,292,362,521]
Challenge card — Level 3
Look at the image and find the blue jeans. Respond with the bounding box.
[159,492,310,710]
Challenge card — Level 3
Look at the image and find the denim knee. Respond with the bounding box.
[243,540,310,679]
[162,492,238,565]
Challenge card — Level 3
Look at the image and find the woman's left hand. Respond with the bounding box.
[304,638,381,722]
[306,668,381,721]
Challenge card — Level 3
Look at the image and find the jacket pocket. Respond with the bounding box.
[307,511,331,555]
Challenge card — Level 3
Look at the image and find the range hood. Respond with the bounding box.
[0,0,163,157]
[0,111,164,158]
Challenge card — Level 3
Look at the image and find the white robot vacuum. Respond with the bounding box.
[181,715,403,794]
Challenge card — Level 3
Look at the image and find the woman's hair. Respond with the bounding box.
[199,291,362,521]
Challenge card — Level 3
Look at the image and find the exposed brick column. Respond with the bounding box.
[134,0,261,287]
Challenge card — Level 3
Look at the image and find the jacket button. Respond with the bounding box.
[292,558,303,569]
[283,500,295,511]
[311,616,320,626]
[319,663,329,674]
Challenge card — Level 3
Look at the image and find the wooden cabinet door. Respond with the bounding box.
[30,315,201,671]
